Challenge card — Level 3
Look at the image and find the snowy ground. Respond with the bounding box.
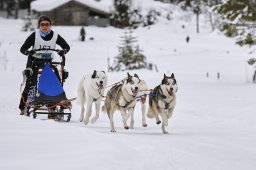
[0,12,256,170]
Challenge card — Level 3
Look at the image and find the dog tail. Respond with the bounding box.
[76,78,85,105]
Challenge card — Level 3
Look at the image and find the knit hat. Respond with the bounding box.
[38,15,51,25]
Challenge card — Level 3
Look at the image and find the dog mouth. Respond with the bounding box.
[96,82,104,89]
[131,88,139,96]
[167,88,174,96]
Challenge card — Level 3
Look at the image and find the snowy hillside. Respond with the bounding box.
[1,3,256,170]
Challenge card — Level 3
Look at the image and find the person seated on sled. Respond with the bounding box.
[19,15,70,115]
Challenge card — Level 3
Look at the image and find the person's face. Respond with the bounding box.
[39,21,51,33]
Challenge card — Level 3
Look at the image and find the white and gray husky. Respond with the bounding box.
[102,73,141,132]
[147,73,178,134]
[77,70,108,125]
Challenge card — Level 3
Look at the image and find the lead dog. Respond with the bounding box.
[102,73,141,132]
[147,73,178,134]
[77,70,107,125]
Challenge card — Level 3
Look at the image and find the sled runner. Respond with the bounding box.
[22,48,73,122]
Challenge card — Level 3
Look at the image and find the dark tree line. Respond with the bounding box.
[0,0,33,19]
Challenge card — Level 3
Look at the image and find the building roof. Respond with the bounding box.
[31,0,113,14]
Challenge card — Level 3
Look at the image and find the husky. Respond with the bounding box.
[77,70,107,125]
[102,73,141,132]
[147,73,178,134]
[121,78,149,127]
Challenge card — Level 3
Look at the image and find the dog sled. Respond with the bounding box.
[21,48,74,122]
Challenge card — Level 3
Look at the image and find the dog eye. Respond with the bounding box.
[130,81,134,84]
[166,82,170,85]
[172,82,175,85]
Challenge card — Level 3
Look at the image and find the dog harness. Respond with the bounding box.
[149,85,173,110]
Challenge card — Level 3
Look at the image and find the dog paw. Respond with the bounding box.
[124,126,129,130]
[163,131,168,134]
[110,130,116,132]
[156,121,161,125]
[79,116,84,122]
[84,119,89,125]
[142,124,147,127]
[90,117,98,124]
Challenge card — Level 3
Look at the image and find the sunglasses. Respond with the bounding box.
[39,23,50,27]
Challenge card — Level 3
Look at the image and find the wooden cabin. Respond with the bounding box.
[31,0,111,26]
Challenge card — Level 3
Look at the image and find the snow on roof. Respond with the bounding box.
[31,0,113,14]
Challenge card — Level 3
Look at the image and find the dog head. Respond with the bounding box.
[91,70,107,89]
[123,72,141,96]
[161,73,178,96]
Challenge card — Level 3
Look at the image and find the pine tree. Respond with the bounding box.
[111,0,131,28]
[109,30,153,72]
[216,0,256,46]
[21,13,34,31]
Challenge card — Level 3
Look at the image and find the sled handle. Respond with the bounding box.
[34,48,66,66]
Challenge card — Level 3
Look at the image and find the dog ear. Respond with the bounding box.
[164,73,167,78]
[134,74,140,82]
[161,77,167,85]
[91,70,97,79]
[127,72,132,78]
[171,73,175,79]
[134,73,139,79]
[126,72,132,84]
[162,74,167,85]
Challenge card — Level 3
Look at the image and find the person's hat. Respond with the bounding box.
[38,15,51,25]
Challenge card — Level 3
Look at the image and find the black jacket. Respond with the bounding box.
[20,30,70,67]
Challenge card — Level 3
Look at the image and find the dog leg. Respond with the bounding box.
[122,109,130,130]
[160,113,168,134]
[91,99,101,124]
[152,104,161,124]
[161,123,168,134]
[130,109,134,129]
[79,100,85,122]
[79,99,85,122]
[109,111,116,132]
[141,101,147,127]
[84,99,93,125]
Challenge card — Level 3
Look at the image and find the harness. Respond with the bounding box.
[107,84,137,109]
[93,88,105,102]
[149,86,173,110]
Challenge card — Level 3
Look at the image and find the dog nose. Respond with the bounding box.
[135,87,138,91]
[170,87,173,91]
[100,81,103,84]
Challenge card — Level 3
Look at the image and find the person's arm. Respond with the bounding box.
[20,32,35,55]
[56,35,70,53]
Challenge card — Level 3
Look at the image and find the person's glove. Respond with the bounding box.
[57,49,67,56]
[25,50,35,56]
[23,68,33,78]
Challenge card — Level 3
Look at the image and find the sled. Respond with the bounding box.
[24,49,72,122]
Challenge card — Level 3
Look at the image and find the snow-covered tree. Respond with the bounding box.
[215,0,256,46]
[21,13,34,31]
[111,0,132,28]
[109,30,153,72]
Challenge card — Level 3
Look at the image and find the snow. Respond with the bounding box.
[1,4,256,170]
